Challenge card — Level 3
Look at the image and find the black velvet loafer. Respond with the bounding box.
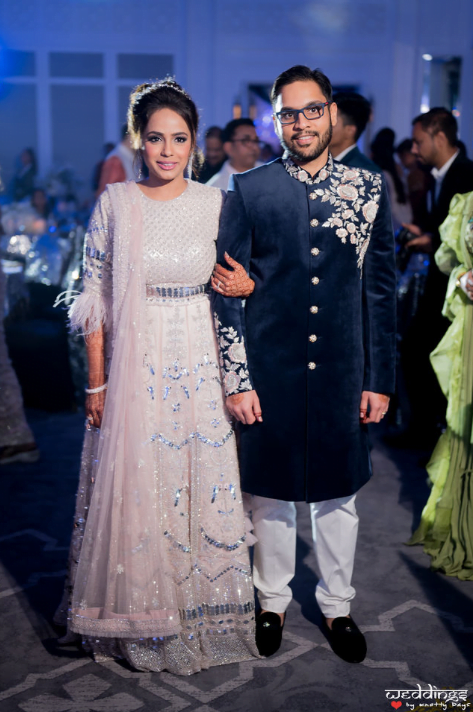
[256,611,285,657]
[323,616,367,663]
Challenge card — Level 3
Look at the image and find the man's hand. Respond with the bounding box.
[226,390,262,425]
[402,223,433,253]
[359,391,390,424]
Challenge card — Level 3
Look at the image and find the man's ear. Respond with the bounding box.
[345,123,357,142]
[330,101,338,128]
[272,114,282,139]
[433,130,448,151]
[223,140,232,158]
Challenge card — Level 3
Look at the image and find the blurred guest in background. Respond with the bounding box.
[259,142,280,164]
[408,109,473,250]
[371,128,412,230]
[91,141,115,193]
[198,126,226,183]
[329,92,379,172]
[31,188,53,221]
[0,265,39,465]
[408,191,473,580]
[457,140,468,159]
[207,118,262,190]
[396,138,429,226]
[96,125,135,197]
[12,148,37,202]
[397,108,473,446]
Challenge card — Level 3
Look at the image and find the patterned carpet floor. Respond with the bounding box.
[0,410,472,712]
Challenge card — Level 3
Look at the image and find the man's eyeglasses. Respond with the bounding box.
[231,138,264,148]
[275,102,331,126]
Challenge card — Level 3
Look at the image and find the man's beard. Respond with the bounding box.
[282,120,333,164]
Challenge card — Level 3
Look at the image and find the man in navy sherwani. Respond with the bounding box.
[211,66,395,663]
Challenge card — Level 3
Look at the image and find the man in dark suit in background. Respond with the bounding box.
[408,108,473,251]
[329,92,380,172]
[399,108,473,446]
[198,126,226,184]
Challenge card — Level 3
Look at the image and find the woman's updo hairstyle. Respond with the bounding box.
[128,77,203,176]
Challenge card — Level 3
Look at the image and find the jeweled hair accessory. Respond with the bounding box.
[131,76,190,113]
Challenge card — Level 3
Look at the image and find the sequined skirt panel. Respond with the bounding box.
[57,293,258,674]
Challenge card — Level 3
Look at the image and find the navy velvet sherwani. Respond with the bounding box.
[212,154,396,503]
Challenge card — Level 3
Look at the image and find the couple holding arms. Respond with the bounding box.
[57,64,395,675]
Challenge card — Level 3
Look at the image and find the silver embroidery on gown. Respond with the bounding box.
[56,180,258,674]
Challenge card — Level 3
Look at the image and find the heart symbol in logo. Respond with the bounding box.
[391,703,402,710]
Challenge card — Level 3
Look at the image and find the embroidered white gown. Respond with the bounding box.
[56,180,258,675]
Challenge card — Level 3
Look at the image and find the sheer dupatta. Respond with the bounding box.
[70,182,180,639]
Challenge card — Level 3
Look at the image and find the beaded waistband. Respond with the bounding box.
[146,283,209,299]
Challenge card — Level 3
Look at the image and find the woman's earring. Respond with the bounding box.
[137,157,143,181]
[135,146,144,180]
[187,154,193,180]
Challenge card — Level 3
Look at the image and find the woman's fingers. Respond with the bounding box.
[211,276,224,293]
[224,252,240,269]
[211,274,241,297]
[214,263,234,281]
[86,393,105,429]
[94,410,103,428]
[212,255,255,298]
[91,405,100,429]
[211,276,233,296]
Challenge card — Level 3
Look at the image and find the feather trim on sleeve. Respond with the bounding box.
[67,289,113,335]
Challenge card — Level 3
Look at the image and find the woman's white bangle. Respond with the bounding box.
[85,383,108,394]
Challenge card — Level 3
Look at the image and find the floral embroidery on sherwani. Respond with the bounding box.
[213,314,252,395]
[283,154,383,270]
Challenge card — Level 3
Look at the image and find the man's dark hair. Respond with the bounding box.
[333,92,371,141]
[222,118,255,144]
[396,138,413,155]
[205,125,223,141]
[412,107,458,147]
[270,65,333,106]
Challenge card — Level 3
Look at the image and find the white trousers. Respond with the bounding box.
[245,493,359,618]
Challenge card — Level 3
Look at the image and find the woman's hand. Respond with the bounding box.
[85,391,106,429]
[211,252,255,298]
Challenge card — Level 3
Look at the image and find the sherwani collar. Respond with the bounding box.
[282,153,334,185]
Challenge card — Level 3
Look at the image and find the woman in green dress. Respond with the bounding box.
[409,191,473,580]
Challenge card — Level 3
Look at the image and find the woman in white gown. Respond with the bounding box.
[55,78,258,674]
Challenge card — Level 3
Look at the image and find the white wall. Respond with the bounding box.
[0,0,471,195]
